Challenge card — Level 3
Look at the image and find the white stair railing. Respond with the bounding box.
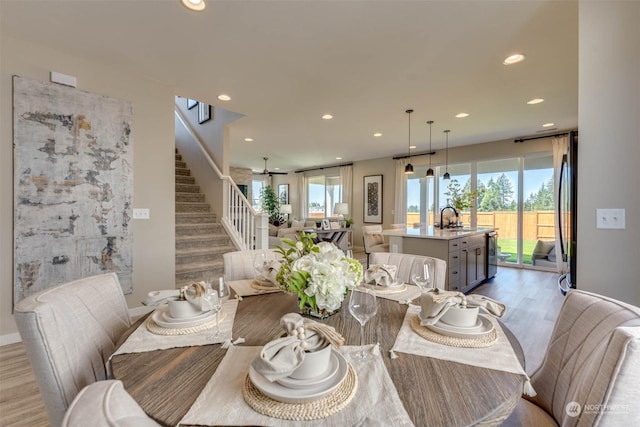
[175,105,268,250]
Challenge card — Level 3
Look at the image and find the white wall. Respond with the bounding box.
[577,1,640,305]
[1,36,176,339]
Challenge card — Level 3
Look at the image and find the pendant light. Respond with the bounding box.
[404,109,414,175]
[426,120,434,178]
[443,129,451,181]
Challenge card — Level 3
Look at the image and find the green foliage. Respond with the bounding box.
[260,186,284,224]
[445,179,484,211]
[479,174,516,212]
[524,179,554,211]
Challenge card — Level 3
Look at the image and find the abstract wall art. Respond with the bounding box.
[363,174,382,223]
[13,76,134,302]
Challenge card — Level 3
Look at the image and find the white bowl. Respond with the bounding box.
[440,305,479,327]
[289,344,332,380]
[167,299,202,319]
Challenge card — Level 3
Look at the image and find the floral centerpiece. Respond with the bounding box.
[275,231,363,318]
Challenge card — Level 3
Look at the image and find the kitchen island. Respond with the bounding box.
[382,226,496,293]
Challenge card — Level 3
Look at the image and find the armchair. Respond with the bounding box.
[362,225,390,268]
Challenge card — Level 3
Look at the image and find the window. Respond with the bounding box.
[251,179,267,211]
[307,174,342,218]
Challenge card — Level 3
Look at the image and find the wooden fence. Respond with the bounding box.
[406,211,556,241]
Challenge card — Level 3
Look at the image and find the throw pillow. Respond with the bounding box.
[292,219,305,228]
[532,240,555,258]
[547,246,557,262]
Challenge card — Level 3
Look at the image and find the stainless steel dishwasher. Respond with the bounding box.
[486,231,497,279]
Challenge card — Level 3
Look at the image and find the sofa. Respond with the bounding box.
[531,239,558,269]
[268,219,319,248]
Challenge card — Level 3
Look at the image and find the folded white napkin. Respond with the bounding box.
[251,313,344,382]
[418,288,506,326]
[364,264,398,287]
[256,259,282,286]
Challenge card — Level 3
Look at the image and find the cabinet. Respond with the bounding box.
[392,231,490,293]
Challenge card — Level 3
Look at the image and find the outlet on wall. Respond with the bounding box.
[133,208,150,220]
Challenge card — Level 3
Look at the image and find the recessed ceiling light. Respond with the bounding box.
[336,157,343,160]
[542,123,555,128]
[409,145,416,149]
[274,167,280,170]
[244,138,253,142]
[322,114,333,120]
[455,113,469,118]
[181,0,206,11]
[373,132,382,137]
[527,98,544,105]
[503,53,525,65]
[217,94,231,101]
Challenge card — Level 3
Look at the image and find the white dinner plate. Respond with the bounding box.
[426,315,494,339]
[275,352,340,390]
[249,349,349,403]
[438,316,483,330]
[151,306,224,329]
[161,307,216,324]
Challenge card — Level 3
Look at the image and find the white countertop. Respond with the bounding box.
[382,226,495,240]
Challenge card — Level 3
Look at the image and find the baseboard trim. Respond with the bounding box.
[0,332,22,346]
[1,306,154,346]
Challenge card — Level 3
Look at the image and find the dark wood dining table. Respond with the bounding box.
[111,290,525,426]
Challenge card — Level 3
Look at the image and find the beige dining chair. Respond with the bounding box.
[14,273,132,427]
[503,289,640,426]
[223,248,282,281]
[369,252,447,289]
[62,380,160,427]
[362,225,390,267]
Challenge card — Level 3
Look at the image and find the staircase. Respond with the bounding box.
[175,149,235,287]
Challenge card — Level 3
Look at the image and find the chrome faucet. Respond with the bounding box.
[440,205,458,229]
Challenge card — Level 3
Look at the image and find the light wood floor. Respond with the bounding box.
[0,263,563,427]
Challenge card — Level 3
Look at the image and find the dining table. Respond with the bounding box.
[110,286,526,427]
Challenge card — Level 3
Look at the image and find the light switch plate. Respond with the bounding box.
[596,208,625,229]
[133,208,150,220]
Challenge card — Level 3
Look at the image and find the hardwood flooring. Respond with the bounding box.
[0,261,563,427]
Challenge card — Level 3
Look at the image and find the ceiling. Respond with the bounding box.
[1,0,578,174]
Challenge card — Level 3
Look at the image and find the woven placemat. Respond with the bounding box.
[410,315,497,348]
[145,311,226,336]
[251,280,281,291]
[242,364,358,421]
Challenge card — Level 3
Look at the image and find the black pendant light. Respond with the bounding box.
[404,109,414,175]
[443,129,451,181]
[426,120,434,178]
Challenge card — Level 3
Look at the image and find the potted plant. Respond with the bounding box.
[275,231,363,317]
[260,185,284,225]
[445,179,483,224]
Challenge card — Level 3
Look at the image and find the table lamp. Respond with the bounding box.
[280,204,292,220]
[334,203,349,227]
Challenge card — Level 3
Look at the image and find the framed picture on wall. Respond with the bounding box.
[363,174,383,223]
[187,98,197,110]
[278,184,289,204]
[198,102,211,124]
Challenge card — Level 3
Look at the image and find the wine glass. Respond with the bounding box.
[410,259,435,293]
[202,286,221,338]
[253,252,267,279]
[348,287,378,361]
[217,276,231,303]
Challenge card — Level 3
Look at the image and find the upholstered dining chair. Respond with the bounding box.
[362,225,390,268]
[223,248,282,281]
[14,273,132,427]
[369,252,447,289]
[503,289,640,426]
[62,380,160,427]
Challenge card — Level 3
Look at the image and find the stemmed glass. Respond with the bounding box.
[410,259,435,293]
[217,276,231,303]
[253,252,267,279]
[348,287,378,361]
[203,287,222,337]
